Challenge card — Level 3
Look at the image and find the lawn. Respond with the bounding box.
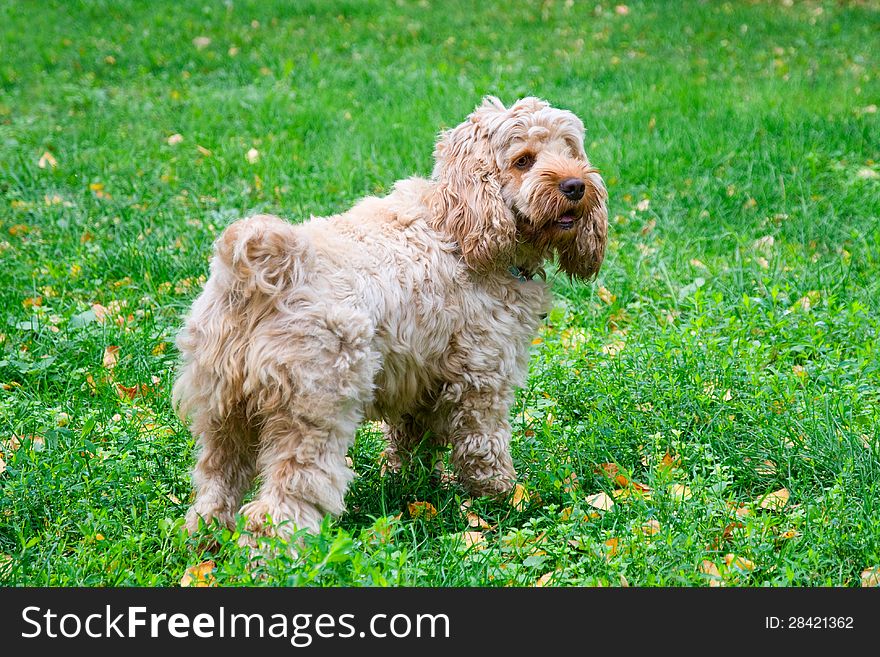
[1,0,878,587]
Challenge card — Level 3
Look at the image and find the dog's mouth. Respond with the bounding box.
[556,213,577,231]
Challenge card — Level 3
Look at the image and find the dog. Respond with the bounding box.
[173,96,608,542]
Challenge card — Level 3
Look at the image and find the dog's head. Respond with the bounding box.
[431,96,608,280]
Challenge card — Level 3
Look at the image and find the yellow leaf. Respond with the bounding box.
[102,345,120,369]
[604,537,620,560]
[534,571,556,587]
[601,339,626,356]
[700,560,724,587]
[510,483,530,511]
[584,492,615,511]
[38,151,58,169]
[757,487,790,511]
[561,472,579,494]
[669,484,692,501]
[180,560,216,587]
[95,533,105,541]
[637,519,661,536]
[724,553,755,572]
[466,511,491,530]
[461,531,485,550]
[407,501,438,520]
[860,567,880,587]
[597,285,616,305]
[779,529,799,540]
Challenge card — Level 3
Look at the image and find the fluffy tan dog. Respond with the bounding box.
[173,96,608,541]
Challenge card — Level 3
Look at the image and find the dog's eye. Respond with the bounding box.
[513,154,535,170]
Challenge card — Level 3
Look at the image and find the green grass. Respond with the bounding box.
[1,0,879,586]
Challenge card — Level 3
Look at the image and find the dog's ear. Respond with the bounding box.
[556,171,609,280]
[430,101,517,272]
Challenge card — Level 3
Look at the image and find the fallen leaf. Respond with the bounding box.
[597,285,616,305]
[757,487,790,511]
[615,5,630,16]
[595,462,620,478]
[466,511,491,530]
[752,235,775,253]
[0,457,5,475]
[779,529,799,540]
[754,460,777,475]
[102,345,119,369]
[657,452,681,473]
[562,472,579,494]
[167,133,184,145]
[510,483,530,511]
[407,501,438,520]
[637,519,661,536]
[197,145,213,157]
[461,531,486,550]
[724,553,755,572]
[95,533,105,541]
[167,493,182,505]
[584,492,615,511]
[601,339,626,356]
[38,152,58,169]
[604,537,620,560]
[192,36,212,49]
[792,290,820,312]
[640,218,656,235]
[180,560,216,587]
[690,258,707,269]
[860,567,880,587]
[669,484,692,501]
[700,560,724,587]
[534,571,556,587]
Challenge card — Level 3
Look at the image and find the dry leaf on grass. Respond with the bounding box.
[0,457,6,475]
[461,531,486,550]
[510,483,530,511]
[669,484,692,501]
[180,560,216,587]
[102,345,119,369]
[860,567,880,587]
[700,560,724,587]
[534,571,556,587]
[724,554,755,572]
[597,286,616,305]
[38,152,58,169]
[584,492,615,511]
[407,501,438,520]
[637,519,661,536]
[757,487,790,511]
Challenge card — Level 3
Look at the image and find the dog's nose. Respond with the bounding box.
[559,178,586,201]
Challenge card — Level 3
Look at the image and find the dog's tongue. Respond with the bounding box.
[558,214,576,230]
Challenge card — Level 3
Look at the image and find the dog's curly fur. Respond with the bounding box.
[173,96,608,541]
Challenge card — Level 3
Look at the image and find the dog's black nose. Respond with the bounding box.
[559,178,586,201]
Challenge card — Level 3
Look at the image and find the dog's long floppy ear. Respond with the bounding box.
[556,171,609,280]
[430,98,517,272]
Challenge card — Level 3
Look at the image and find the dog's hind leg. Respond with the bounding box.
[184,410,258,533]
[239,309,376,543]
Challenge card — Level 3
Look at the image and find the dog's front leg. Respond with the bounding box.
[444,385,517,497]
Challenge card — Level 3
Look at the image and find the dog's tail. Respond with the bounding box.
[213,214,306,296]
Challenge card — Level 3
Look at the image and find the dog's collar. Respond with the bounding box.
[509,265,534,282]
